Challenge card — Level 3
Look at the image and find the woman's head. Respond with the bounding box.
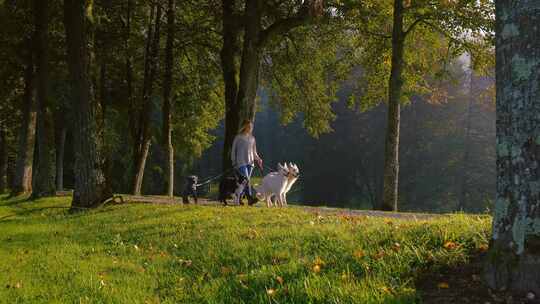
[239,120,253,135]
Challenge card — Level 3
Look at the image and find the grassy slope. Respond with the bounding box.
[0,195,490,304]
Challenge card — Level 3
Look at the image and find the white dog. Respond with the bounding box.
[256,163,300,207]
[282,163,300,206]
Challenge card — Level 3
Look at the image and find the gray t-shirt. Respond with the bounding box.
[231,134,259,167]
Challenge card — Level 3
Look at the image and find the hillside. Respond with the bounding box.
[0,196,491,303]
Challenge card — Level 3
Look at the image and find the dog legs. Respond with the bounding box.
[266,193,273,208]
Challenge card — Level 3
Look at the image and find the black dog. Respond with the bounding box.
[182,175,198,204]
[218,173,258,206]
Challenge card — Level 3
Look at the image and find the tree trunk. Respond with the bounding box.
[458,68,475,211]
[132,4,162,195]
[221,0,262,171]
[485,1,540,294]
[220,0,240,171]
[381,0,405,211]
[0,124,7,193]
[236,0,262,123]
[64,0,111,208]
[162,0,175,197]
[13,39,37,195]
[32,0,56,198]
[55,121,67,191]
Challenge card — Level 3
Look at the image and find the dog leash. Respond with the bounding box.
[195,167,235,187]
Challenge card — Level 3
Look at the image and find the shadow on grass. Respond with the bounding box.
[0,193,32,207]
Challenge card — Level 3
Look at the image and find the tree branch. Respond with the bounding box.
[258,3,313,47]
[404,16,427,37]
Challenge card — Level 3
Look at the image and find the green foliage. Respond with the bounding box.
[345,0,494,110]
[0,195,490,303]
[262,21,354,137]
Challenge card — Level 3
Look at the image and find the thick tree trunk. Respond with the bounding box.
[124,0,138,191]
[221,0,262,171]
[64,0,111,208]
[236,0,262,123]
[220,0,240,171]
[13,40,36,195]
[55,122,67,191]
[0,125,7,193]
[162,0,175,197]
[458,69,475,211]
[132,4,162,195]
[485,1,540,294]
[381,0,405,211]
[32,0,55,198]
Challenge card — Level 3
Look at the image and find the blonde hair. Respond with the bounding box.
[238,120,253,134]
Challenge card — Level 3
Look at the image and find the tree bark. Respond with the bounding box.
[236,0,262,123]
[485,1,540,294]
[222,0,262,171]
[64,0,111,208]
[55,120,67,191]
[32,0,56,198]
[13,39,37,195]
[220,0,241,171]
[219,0,319,171]
[381,0,405,211]
[0,124,7,193]
[132,4,162,195]
[162,0,175,197]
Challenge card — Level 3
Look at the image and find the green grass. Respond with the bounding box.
[0,195,491,303]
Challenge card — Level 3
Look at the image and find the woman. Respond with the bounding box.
[231,120,263,197]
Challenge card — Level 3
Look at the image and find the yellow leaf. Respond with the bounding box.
[313,256,325,266]
[438,282,449,289]
[477,244,489,252]
[312,264,321,273]
[353,249,365,259]
[266,288,276,296]
[443,241,458,250]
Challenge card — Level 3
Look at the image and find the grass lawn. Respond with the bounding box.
[0,195,490,303]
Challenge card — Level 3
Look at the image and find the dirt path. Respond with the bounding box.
[118,194,441,220]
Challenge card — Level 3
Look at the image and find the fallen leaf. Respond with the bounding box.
[478,244,489,252]
[276,276,284,284]
[392,243,401,251]
[438,282,449,289]
[15,282,22,289]
[134,245,140,251]
[374,250,386,260]
[267,288,276,296]
[221,266,232,275]
[381,286,391,293]
[312,264,321,273]
[443,241,458,250]
[353,249,365,259]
